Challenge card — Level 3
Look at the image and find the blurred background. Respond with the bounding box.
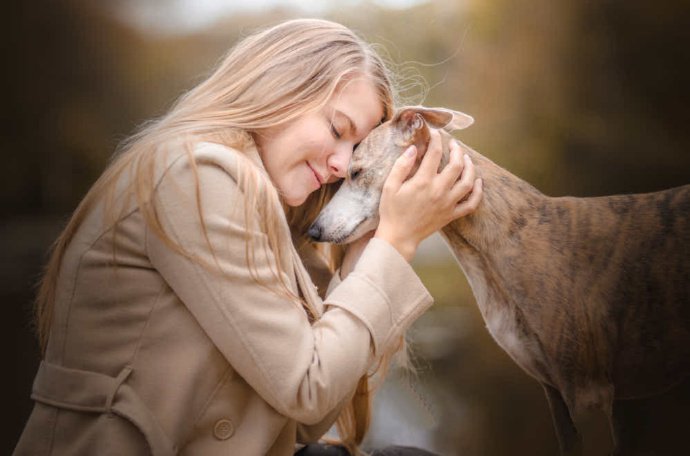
[3,0,690,454]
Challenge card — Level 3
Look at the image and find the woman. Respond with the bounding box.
[14,18,482,456]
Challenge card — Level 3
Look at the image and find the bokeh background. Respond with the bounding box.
[4,0,690,454]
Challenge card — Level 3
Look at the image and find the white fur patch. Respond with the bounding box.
[485,307,542,379]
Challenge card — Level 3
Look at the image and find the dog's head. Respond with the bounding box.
[308,106,473,244]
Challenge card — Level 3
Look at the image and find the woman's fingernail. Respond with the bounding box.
[405,146,416,157]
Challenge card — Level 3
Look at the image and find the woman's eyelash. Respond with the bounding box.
[330,123,341,139]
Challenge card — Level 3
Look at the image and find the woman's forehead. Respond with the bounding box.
[329,77,384,136]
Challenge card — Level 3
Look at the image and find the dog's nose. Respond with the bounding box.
[307,224,322,241]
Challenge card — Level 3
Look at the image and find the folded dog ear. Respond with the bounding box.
[394,106,474,133]
[438,108,474,131]
[392,106,474,164]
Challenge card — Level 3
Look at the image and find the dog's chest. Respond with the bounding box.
[444,232,550,382]
[483,304,546,381]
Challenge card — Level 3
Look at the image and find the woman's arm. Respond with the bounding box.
[146,147,432,425]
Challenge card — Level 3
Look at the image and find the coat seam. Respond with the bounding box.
[55,205,142,363]
[129,277,167,367]
[190,366,234,431]
[55,146,189,363]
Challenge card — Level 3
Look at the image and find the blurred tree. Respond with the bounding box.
[560,0,690,196]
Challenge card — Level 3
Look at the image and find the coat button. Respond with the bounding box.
[213,418,235,440]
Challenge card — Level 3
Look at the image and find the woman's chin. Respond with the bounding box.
[282,193,308,207]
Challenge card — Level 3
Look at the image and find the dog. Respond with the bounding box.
[308,106,690,455]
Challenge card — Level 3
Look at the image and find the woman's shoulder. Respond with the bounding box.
[194,141,247,161]
[150,137,283,236]
[162,139,254,168]
[155,139,263,187]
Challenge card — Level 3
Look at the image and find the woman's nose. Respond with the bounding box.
[326,144,352,179]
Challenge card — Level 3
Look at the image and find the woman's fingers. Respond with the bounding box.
[376,130,484,261]
[416,129,443,178]
[384,145,417,191]
[438,140,466,187]
[452,178,483,219]
[449,151,477,202]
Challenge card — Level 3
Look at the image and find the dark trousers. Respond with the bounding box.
[295,444,440,455]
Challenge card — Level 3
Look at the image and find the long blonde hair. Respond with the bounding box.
[35,18,397,453]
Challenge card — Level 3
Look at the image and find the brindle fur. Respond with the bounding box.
[309,107,690,455]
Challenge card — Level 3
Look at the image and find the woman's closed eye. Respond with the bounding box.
[330,123,342,139]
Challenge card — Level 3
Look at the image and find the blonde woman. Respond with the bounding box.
[14,18,482,456]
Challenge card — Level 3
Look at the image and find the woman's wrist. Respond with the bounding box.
[373,226,417,262]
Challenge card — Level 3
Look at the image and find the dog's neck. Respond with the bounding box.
[441,142,546,253]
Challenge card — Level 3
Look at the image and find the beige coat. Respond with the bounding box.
[14,141,433,456]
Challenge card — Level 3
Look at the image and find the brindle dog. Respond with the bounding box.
[308,106,690,455]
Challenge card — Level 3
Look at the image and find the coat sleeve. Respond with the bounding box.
[296,394,350,444]
[145,149,433,425]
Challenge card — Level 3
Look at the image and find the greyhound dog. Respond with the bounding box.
[308,106,690,455]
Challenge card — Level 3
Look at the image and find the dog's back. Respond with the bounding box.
[565,185,690,398]
[446,147,690,406]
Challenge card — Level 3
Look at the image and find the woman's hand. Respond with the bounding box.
[374,129,483,261]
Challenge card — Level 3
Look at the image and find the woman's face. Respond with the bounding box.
[255,77,384,206]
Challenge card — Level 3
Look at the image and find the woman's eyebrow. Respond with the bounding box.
[334,109,358,136]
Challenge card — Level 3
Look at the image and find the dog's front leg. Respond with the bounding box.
[543,383,582,455]
[609,399,644,456]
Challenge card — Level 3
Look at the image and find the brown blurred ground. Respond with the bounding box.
[3,0,690,454]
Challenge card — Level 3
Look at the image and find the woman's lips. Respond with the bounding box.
[307,162,324,188]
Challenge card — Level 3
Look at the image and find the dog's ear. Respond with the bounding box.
[392,106,474,162]
[394,106,474,135]
[433,107,474,131]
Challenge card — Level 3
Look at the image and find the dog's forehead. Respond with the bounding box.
[352,123,398,162]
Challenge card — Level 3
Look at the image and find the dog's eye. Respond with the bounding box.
[350,169,362,180]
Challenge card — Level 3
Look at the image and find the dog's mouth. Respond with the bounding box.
[309,182,383,244]
[308,216,364,244]
[331,218,365,245]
